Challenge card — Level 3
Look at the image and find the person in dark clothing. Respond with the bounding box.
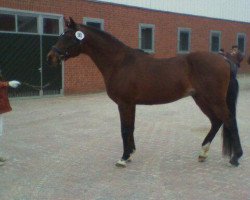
[218,46,243,78]
[229,45,244,68]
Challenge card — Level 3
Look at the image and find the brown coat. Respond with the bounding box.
[0,81,11,114]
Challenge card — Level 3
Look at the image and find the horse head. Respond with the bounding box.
[47,17,85,66]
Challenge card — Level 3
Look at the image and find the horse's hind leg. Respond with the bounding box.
[201,101,242,166]
[116,103,136,167]
[193,95,222,162]
[198,118,222,162]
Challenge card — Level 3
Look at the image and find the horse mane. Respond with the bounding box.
[79,24,150,55]
[80,24,128,48]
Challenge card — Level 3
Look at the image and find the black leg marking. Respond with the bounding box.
[116,103,136,167]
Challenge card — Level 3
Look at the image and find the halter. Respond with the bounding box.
[51,29,83,60]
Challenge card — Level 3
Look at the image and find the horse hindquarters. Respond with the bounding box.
[194,76,242,166]
[187,52,243,165]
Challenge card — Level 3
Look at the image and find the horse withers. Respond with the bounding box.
[47,17,243,167]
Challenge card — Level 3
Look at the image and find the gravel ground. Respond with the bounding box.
[0,75,249,200]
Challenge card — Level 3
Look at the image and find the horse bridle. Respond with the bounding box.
[51,29,82,60]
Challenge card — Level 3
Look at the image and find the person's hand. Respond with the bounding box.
[8,80,21,88]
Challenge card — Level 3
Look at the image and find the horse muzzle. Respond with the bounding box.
[47,46,69,66]
[47,51,60,66]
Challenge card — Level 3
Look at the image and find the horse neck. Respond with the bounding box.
[82,27,129,77]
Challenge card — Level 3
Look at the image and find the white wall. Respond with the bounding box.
[92,0,250,23]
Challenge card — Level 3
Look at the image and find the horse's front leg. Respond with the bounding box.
[116,103,136,167]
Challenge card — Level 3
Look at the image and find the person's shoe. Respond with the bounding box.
[0,156,6,162]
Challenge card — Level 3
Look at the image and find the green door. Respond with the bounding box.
[0,33,62,97]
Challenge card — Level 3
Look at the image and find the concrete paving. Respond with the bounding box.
[0,76,250,200]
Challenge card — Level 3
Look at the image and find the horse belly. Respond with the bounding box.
[135,82,192,105]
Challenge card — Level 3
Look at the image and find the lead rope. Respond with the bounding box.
[21,82,48,91]
[21,78,58,91]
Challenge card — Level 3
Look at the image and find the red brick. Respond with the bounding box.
[1,0,250,94]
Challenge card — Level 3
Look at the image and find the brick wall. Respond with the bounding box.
[1,0,250,94]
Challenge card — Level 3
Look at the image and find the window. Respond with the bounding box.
[83,17,104,30]
[17,15,38,33]
[237,33,246,54]
[139,24,155,53]
[43,18,59,34]
[0,10,62,35]
[0,14,15,31]
[210,31,221,52]
[178,28,191,53]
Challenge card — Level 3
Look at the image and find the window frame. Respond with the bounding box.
[17,14,39,34]
[83,17,104,30]
[0,8,63,36]
[210,31,221,53]
[139,23,155,53]
[177,28,191,54]
[42,16,61,36]
[237,33,246,55]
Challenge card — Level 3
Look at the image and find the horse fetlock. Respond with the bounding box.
[127,151,136,162]
[198,155,208,162]
[198,149,208,162]
[198,143,210,162]
[116,150,135,167]
[199,151,208,158]
[202,142,210,152]
[115,159,127,167]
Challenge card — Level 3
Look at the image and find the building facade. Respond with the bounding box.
[0,0,250,96]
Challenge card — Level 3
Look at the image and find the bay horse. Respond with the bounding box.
[47,17,243,167]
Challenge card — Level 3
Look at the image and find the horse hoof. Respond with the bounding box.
[115,159,127,168]
[198,155,207,162]
[0,156,7,162]
[229,158,239,167]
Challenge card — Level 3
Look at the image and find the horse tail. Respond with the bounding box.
[222,71,239,157]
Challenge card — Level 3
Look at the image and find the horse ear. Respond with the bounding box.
[65,17,77,30]
[64,17,70,27]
